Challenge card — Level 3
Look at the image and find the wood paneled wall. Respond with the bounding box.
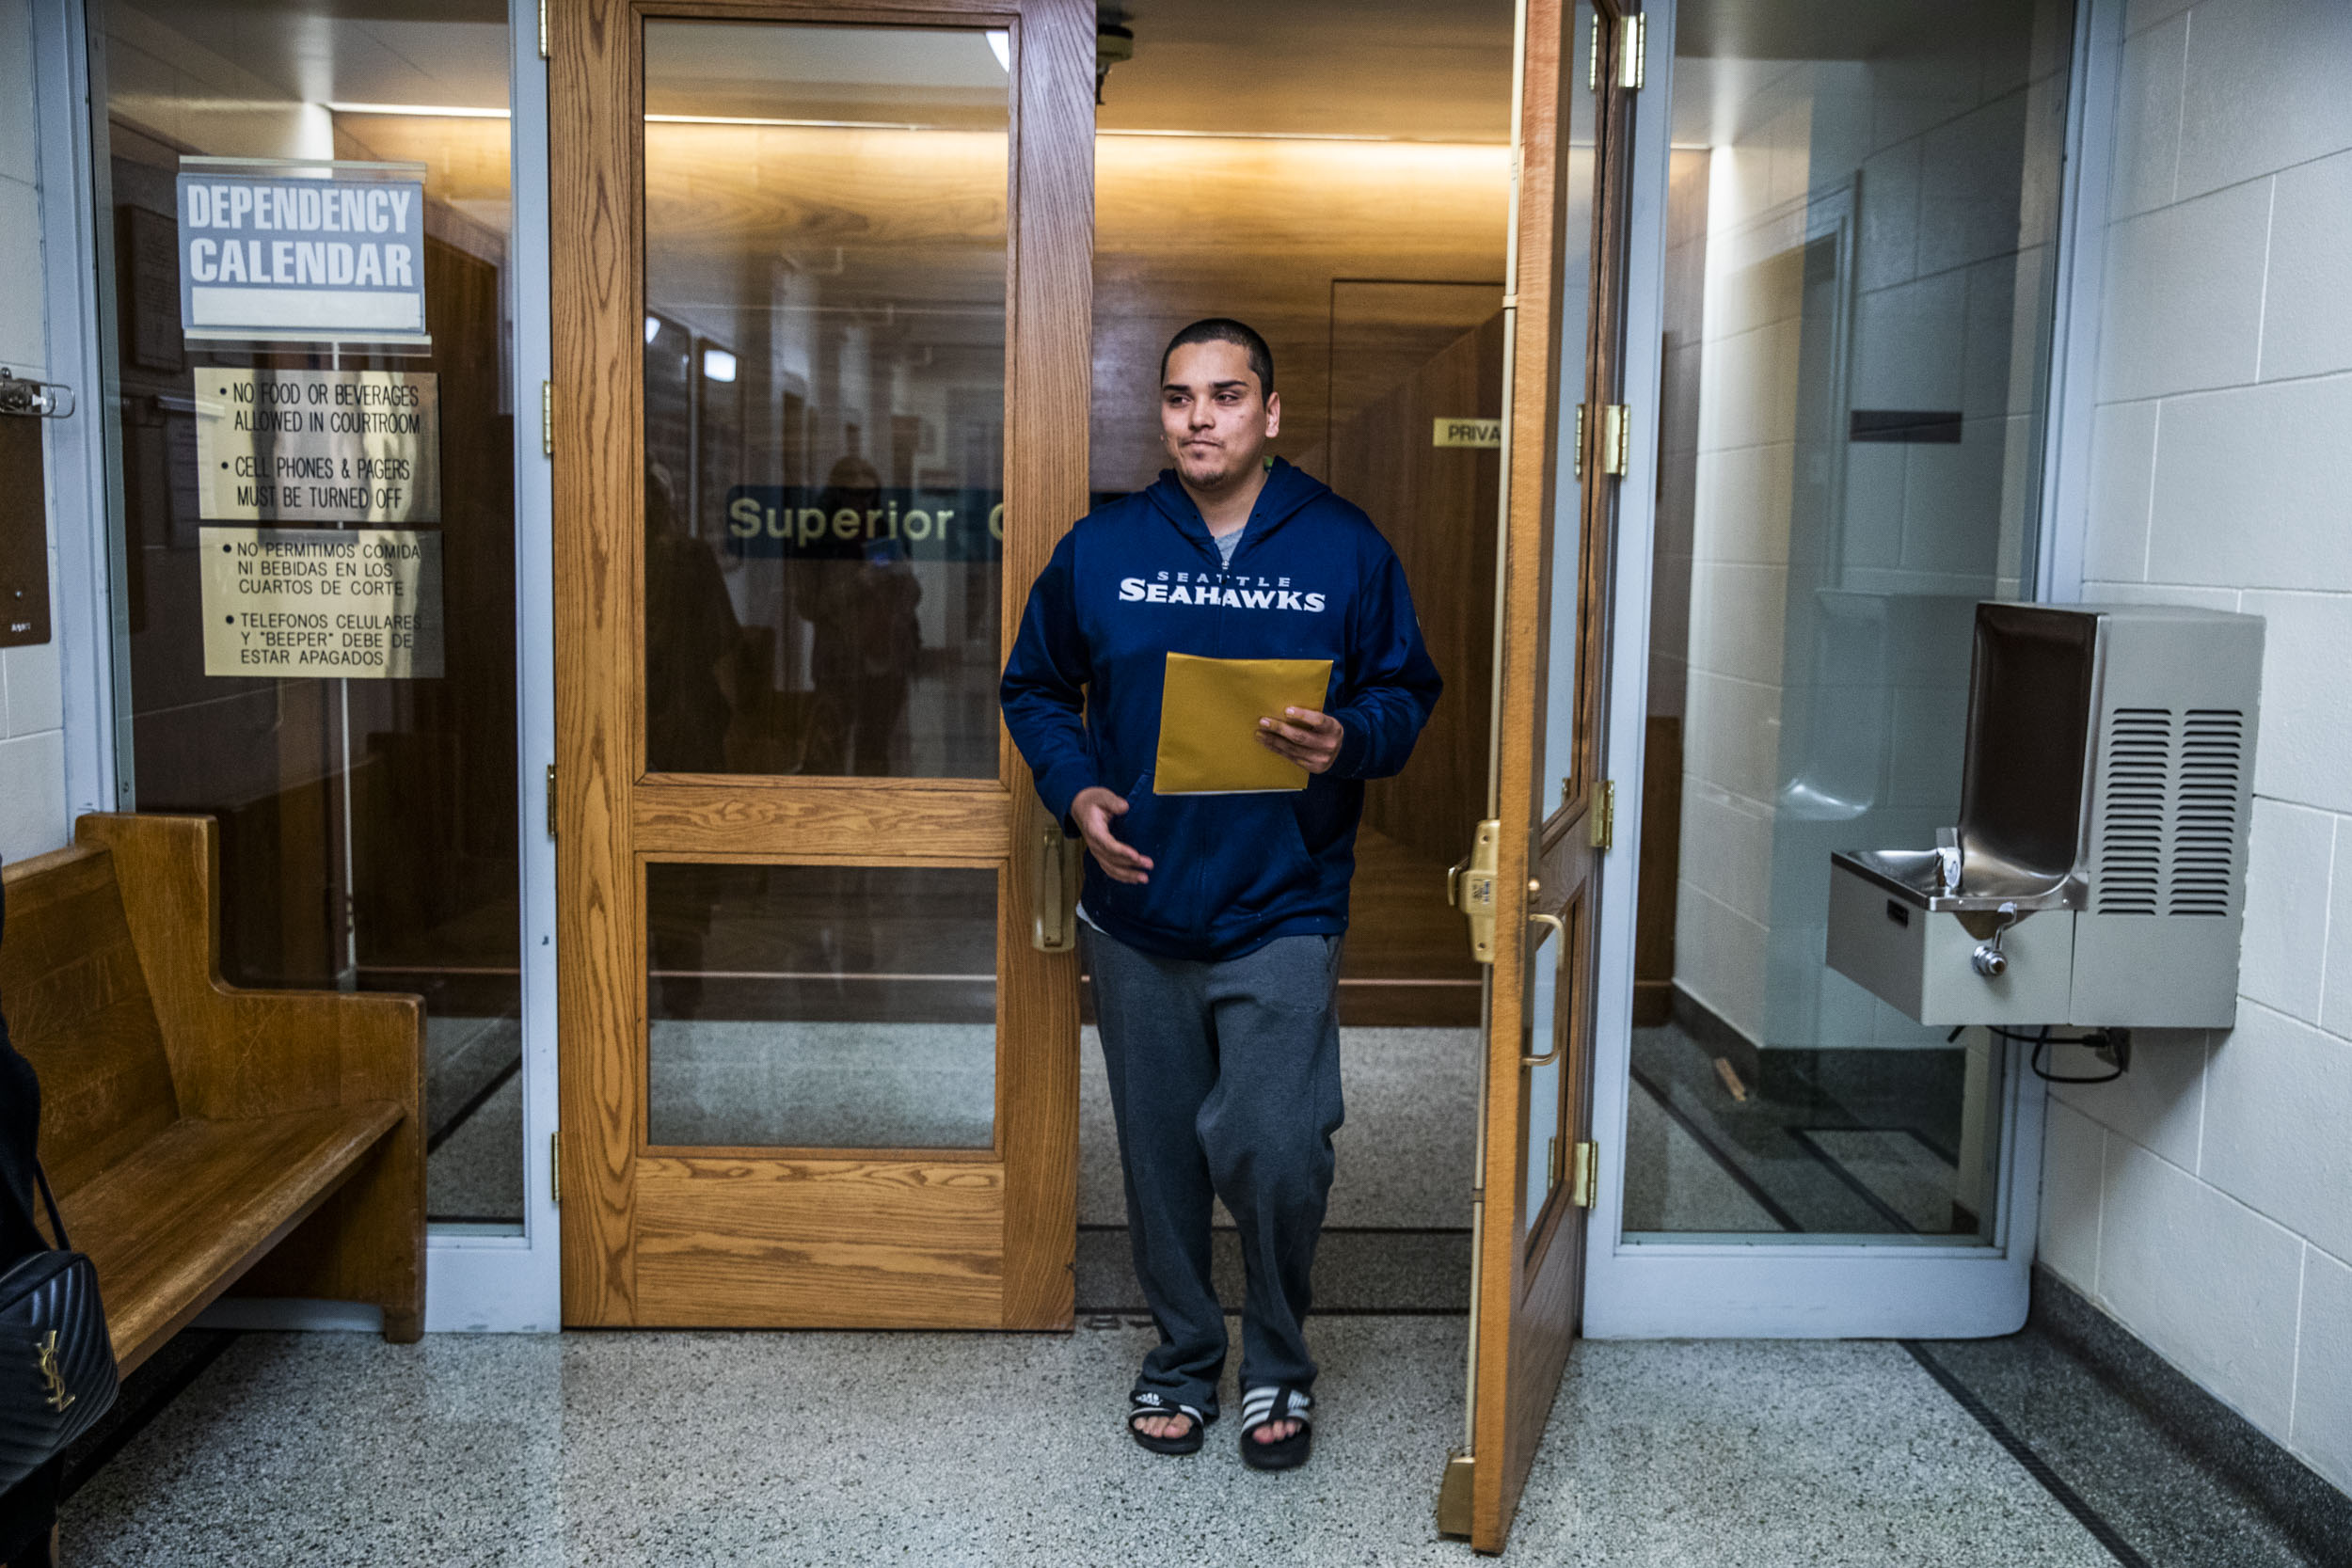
[1091,135,1510,492]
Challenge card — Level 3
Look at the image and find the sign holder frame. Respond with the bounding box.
[176,154,435,354]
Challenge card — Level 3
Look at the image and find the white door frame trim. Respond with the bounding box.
[2036,0,2126,605]
[421,0,563,1332]
[29,0,128,825]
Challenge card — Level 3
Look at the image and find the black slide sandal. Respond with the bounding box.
[1128,1393,1209,1455]
[1239,1385,1312,1471]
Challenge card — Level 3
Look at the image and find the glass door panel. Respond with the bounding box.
[1456,0,1636,1551]
[641,21,1009,780]
[1522,9,1604,1226]
[646,862,998,1149]
[552,0,1090,1330]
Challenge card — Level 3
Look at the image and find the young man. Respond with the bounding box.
[1001,319,1441,1470]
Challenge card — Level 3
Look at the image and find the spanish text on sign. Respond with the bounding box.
[199,527,444,678]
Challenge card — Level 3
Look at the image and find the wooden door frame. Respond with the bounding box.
[1467,0,1641,1549]
[548,0,1091,1329]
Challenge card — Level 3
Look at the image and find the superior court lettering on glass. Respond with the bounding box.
[176,160,431,345]
[722,485,1005,561]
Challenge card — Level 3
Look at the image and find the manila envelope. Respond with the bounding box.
[1152,652,1335,795]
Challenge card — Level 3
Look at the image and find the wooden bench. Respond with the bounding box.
[1,814,422,1371]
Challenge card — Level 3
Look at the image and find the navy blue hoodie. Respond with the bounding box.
[1001,459,1442,961]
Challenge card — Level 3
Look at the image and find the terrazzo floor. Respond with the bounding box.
[58,1327,2120,1568]
[71,1025,2339,1564]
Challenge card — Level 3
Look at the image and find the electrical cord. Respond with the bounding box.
[1945,1024,2130,1084]
[2016,1025,2128,1085]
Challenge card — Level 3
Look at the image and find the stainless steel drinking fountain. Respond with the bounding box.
[1827,602,2264,1029]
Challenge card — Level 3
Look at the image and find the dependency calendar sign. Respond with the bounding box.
[175,157,431,348]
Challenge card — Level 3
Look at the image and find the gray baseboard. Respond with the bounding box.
[2032,1266,2352,1567]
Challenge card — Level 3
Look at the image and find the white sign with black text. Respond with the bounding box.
[175,160,431,346]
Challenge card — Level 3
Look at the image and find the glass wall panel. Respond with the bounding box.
[641,22,1010,778]
[1624,0,2071,1240]
[646,863,997,1149]
[91,0,523,1227]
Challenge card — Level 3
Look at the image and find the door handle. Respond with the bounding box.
[1521,911,1567,1066]
[1032,829,1081,953]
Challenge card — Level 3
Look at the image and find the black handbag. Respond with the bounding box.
[0,1166,118,1493]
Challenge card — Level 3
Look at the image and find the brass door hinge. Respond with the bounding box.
[537,0,549,58]
[1599,404,1630,476]
[1437,1449,1475,1538]
[1588,779,1616,850]
[1618,13,1646,90]
[1446,818,1503,964]
[550,1130,562,1205]
[540,380,553,456]
[1569,1140,1599,1209]
[545,763,557,839]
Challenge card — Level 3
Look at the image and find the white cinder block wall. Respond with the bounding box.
[0,0,71,867]
[2041,0,2352,1498]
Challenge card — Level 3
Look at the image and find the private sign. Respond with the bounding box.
[1433,418,1502,448]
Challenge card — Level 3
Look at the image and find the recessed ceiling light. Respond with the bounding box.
[325,101,510,119]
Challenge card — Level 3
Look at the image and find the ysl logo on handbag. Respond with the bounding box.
[35,1330,73,1415]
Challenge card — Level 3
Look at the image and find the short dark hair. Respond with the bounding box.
[1160,317,1275,397]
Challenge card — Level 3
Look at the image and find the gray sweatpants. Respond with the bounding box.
[1085,926,1345,1420]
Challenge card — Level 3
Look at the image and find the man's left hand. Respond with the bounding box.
[1258,707,1343,774]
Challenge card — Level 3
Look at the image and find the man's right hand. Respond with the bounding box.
[1072,786,1153,884]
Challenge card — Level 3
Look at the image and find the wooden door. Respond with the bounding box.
[1458,0,1642,1548]
[550,0,1092,1328]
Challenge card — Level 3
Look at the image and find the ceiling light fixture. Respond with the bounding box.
[325,101,510,119]
[644,112,929,131]
[1095,127,1414,143]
